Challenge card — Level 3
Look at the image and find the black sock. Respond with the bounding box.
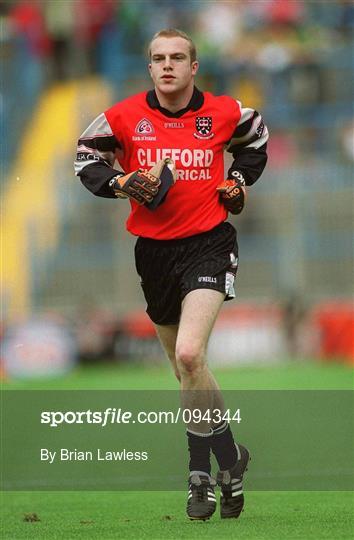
[187,430,211,475]
[210,421,238,470]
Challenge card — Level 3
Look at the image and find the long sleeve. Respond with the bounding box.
[226,104,269,186]
[74,113,124,198]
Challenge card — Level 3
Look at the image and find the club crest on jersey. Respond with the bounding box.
[194,116,214,139]
[133,118,156,141]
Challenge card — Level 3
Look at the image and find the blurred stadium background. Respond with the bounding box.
[1,0,353,378]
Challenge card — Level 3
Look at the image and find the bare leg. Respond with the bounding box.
[154,323,180,381]
[175,289,226,433]
[154,290,225,432]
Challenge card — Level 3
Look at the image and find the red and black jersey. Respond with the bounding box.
[75,87,268,240]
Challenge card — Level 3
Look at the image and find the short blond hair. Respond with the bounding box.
[148,28,197,63]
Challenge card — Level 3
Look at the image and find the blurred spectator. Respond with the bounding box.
[2,1,49,171]
[9,0,51,59]
[43,1,75,80]
[266,0,306,26]
[74,0,115,74]
[195,2,242,57]
[8,0,51,90]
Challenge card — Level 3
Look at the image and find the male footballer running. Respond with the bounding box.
[75,28,268,521]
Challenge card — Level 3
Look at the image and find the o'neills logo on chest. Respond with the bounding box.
[133,118,156,141]
[194,116,214,139]
[164,122,184,129]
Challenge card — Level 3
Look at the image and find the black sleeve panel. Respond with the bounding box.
[227,143,268,186]
[78,163,120,198]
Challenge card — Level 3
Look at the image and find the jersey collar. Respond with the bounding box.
[146,87,204,118]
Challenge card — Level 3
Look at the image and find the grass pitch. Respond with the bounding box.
[1,359,353,539]
[2,491,353,539]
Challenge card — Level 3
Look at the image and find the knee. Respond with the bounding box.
[175,345,205,375]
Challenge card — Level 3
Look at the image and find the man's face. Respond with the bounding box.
[149,37,199,95]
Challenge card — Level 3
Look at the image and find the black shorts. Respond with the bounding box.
[134,222,239,325]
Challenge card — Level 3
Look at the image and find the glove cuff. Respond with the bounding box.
[109,173,127,198]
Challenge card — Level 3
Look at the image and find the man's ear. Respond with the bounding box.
[148,63,153,78]
[191,61,199,76]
